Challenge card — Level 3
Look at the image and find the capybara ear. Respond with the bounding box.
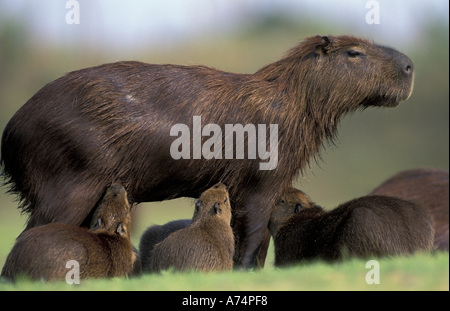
[92,218,103,230]
[213,202,222,215]
[116,222,127,237]
[195,199,202,212]
[294,203,303,213]
[315,35,333,54]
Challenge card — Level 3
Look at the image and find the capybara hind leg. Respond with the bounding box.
[25,178,107,230]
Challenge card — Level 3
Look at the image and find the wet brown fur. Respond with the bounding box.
[146,183,234,272]
[270,190,434,267]
[1,35,414,268]
[1,184,134,281]
[370,168,449,251]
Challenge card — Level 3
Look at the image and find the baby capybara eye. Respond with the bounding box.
[294,203,303,213]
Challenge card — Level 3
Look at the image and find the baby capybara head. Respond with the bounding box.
[269,188,321,236]
[193,182,232,224]
[89,183,131,239]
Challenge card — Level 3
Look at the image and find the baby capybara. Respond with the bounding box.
[370,168,449,251]
[139,219,191,271]
[1,184,134,281]
[1,35,414,268]
[144,183,234,273]
[269,190,434,267]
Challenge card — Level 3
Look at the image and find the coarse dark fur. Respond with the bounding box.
[269,192,434,267]
[370,168,449,251]
[139,219,191,271]
[1,184,134,281]
[146,183,234,273]
[1,35,414,268]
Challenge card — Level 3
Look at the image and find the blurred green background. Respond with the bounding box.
[0,0,448,275]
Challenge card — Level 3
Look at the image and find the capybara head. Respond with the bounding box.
[193,182,232,224]
[258,35,414,110]
[268,188,321,236]
[89,183,131,239]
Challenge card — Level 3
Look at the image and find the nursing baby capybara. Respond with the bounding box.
[370,168,449,251]
[269,190,434,266]
[1,184,134,281]
[144,183,234,273]
[1,35,414,268]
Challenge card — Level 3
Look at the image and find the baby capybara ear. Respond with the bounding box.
[116,223,127,238]
[91,217,103,230]
[294,203,303,213]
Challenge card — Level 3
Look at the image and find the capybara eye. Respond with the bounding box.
[279,198,286,204]
[224,197,227,203]
[346,50,365,58]
[294,203,303,213]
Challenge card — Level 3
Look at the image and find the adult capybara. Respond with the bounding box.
[145,183,234,273]
[1,35,414,268]
[1,184,134,281]
[139,219,191,270]
[370,168,449,251]
[269,192,434,266]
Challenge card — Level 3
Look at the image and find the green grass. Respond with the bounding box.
[0,252,447,291]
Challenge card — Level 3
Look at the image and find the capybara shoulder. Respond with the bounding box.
[1,184,134,281]
[145,183,234,272]
[371,168,449,251]
[270,192,435,267]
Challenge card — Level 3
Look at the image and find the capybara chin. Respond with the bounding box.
[144,183,234,273]
[269,192,434,267]
[1,184,134,281]
[1,35,414,268]
[370,168,449,251]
